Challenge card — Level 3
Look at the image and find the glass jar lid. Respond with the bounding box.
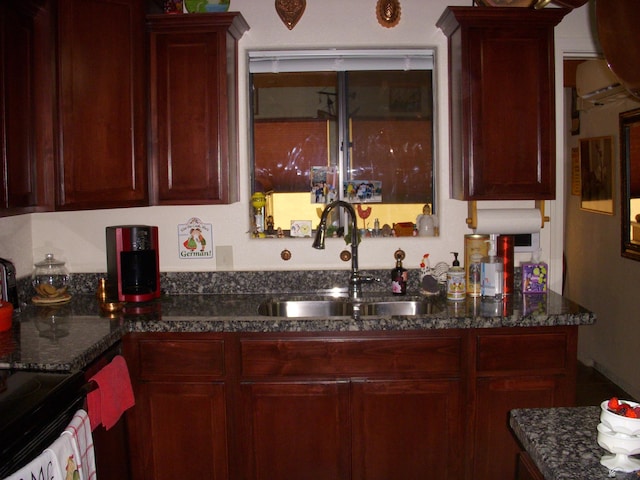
[34,253,67,269]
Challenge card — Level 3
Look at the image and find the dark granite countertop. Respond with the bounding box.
[510,407,639,479]
[0,284,595,373]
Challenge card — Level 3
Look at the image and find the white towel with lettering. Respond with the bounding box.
[44,432,79,480]
[2,449,61,480]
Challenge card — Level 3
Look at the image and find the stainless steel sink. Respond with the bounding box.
[257,299,433,318]
[257,300,354,318]
[360,301,433,316]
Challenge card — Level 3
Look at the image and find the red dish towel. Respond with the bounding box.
[87,355,135,431]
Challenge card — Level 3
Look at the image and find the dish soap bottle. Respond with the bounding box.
[391,249,407,295]
[481,234,503,299]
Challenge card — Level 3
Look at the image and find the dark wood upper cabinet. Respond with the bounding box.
[437,7,569,200]
[56,0,148,210]
[147,13,249,205]
[0,0,54,215]
[2,3,248,215]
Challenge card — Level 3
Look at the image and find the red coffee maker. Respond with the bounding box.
[106,225,160,302]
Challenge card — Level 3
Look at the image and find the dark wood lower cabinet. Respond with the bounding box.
[136,382,228,480]
[123,333,228,480]
[516,452,545,480]
[473,376,567,479]
[239,381,351,479]
[123,327,576,480]
[351,379,463,480]
[471,329,577,479]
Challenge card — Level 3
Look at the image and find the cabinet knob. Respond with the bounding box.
[280,249,292,261]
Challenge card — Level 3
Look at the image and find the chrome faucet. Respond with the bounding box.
[312,200,379,299]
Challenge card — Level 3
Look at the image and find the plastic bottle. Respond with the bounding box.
[391,257,407,295]
[447,252,465,301]
[481,234,503,299]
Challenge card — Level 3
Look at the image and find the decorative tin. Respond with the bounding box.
[446,266,465,300]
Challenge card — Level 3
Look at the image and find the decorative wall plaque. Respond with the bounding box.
[275,0,306,30]
[376,0,401,28]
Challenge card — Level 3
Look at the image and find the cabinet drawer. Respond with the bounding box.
[241,336,462,377]
[135,337,225,379]
[476,332,569,373]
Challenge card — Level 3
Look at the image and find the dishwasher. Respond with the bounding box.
[0,370,86,477]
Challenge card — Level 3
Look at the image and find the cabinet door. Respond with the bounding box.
[465,22,556,200]
[239,381,351,480]
[438,8,568,200]
[472,328,577,480]
[124,334,228,480]
[135,381,228,480]
[148,14,248,205]
[56,0,147,209]
[0,1,53,215]
[352,378,464,480]
[473,376,564,480]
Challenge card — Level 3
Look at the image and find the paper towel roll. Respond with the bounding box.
[474,209,542,235]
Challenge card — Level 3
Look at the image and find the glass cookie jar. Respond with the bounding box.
[32,254,70,299]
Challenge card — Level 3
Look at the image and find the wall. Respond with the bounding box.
[564,93,640,400]
[0,0,595,291]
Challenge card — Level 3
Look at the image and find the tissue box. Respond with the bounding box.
[522,293,547,315]
[521,262,548,294]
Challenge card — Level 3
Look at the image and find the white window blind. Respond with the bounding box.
[248,49,435,73]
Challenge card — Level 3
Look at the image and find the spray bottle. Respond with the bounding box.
[481,234,503,299]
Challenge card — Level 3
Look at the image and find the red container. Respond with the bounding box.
[497,235,515,295]
[0,301,13,332]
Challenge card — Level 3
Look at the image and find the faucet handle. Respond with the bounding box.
[357,274,381,285]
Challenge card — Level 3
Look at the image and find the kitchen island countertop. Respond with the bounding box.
[510,406,639,479]
[0,289,595,372]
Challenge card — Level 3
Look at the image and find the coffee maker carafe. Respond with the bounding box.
[106,226,160,302]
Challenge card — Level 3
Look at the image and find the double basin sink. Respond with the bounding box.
[258,296,437,318]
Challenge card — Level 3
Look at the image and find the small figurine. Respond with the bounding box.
[419,253,439,296]
[266,215,275,234]
[416,203,439,237]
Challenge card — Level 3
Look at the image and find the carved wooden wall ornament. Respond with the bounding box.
[376,0,401,28]
[275,0,306,30]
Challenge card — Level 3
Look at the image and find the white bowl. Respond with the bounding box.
[597,423,640,456]
[600,400,640,436]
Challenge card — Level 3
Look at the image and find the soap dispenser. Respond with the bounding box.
[481,234,503,299]
[446,252,465,301]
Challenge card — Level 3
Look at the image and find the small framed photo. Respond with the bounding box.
[580,136,614,215]
[290,220,312,237]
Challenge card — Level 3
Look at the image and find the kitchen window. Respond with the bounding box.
[248,49,436,237]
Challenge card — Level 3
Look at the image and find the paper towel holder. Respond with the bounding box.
[466,200,550,230]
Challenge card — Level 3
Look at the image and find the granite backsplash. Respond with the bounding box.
[15,268,523,303]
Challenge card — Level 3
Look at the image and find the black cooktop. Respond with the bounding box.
[0,370,84,476]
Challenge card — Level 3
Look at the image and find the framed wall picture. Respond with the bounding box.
[580,136,614,215]
[571,147,581,196]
